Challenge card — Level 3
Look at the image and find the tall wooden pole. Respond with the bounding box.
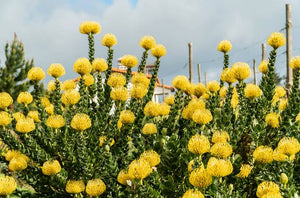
[204,72,207,85]
[253,59,257,85]
[188,42,193,83]
[286,4,293,88]
[197,64,201,83]
[161,79,165,101]
[262,43,266,61]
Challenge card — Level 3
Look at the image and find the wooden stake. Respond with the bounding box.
[262,43,266,61]
[188,42,193,83]
[197,64,201,83]
[286,4,293,88]
[253,59,257,85]
[161,79,165,101]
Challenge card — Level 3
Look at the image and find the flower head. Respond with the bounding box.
[182,189,204,198]
[27,67,46,82]
[276,137,300,156]
[66,180,85,194]
[128,158,152,180]
[142,123,157,135]
[42,160,61,176]
[275,86,286,98]
[46,115,66,129]
[17,92,33,105]
[259,60,269,74]
[151,44,166,58]
[73,58,92,75]
[82,74,95,87]
[188,134,210,155]
[71,113,91,131]
[280,173,288,185]
[92,58,108,72]
[140,36,156,50]
[0,176,17,195]
[144,101,161,117]
[253,146,273,163]
[273,148,289,162]
[132,73,150,87]
[210,142,233,159]
[172,75,189,90]
[0,111,12,126]
[140,150,160,167]
[102,33,117,47]
[212,131,230,143]
[61,89,81,106]
[207,157,233,177]
[0,92,13,109]
[192,109,213,125]
[110,87,129,101]
[8,156,27,171]
[41,97,51,107]
[62,80,77,90]
[13,112,25,122]
[27,111,40,122]
[265,113,280,128]
[189,166,212,188]
[244,84,262,99]
[47,80,57,92]
[236,164,253,178]
[279,98,288,110]
[221,68,237,84]
[267,32,286,49]
[79,21,101,34]
[16,118,35,133]
[45,104,54,115]
[119,110,135,124]
[219,86,227,98]
[206,80,220,92]
[164,95,175,105]
[117,170,133,185]
[193,83,206,97]
[47,63,65,78]
[217,40,232,53]
[256,181,281,198]
[121,55,138,68]
[289,56,300,69]
[231,62,251,81]
[107,73,126,88]
[130,84,148,99]
[86,179,106,196]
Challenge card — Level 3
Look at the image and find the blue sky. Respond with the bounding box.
[1,0,300,86]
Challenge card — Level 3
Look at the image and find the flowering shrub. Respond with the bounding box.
[0,23,299,198]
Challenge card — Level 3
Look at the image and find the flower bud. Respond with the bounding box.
[280,173,288,185]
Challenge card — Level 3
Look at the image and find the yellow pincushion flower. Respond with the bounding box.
[119,110,135,124]
[273,148,289,162]
[164,95,175,105]
[261,192,283,198]
[277,137,300,156]
[41,97,51,107]
[217,40,232,53]
[102,33,117,47]
[144,101,161,117]
[182,99,206,120]
[189,166,212,188]
[47,80,56,92]
[121,55,138,68]
[267,32,286,49]
[151,44,167,58]
[27,111,40,122]
[0,176,17,195]
[184,83,195,95]
[253,146,273,163]
[236,164,253,178]
[66,180,85,194]
[172,75,189,90]
[231,89,239,108]
[142,123,157,135]
[86,179,106,196]
[275,86,286,98]
[13,112,25,121]
[117,170,133,185]
[207,157,233,177]
[188,134,210,155]
[244,83,262,99]
[231,62,251,81]
[259,60,269,74]
[140,36,156,50]
[0,92,13,109]
[16,118,35,133]
[82,74,94,87]
[212,131,230,143]
[140,150,160,167]
[219,86,227,98]
[61,89,81,106]
[0,111,12,126]
[160,103,171,116]
[289,56,300,69]
[47,63,65,78]
[128,158,152,180]
[4,150,21,161]
[192,109,213,125]
[107,73,126,88]
[27,67,46,82]
[182,189,205,198]
[193,83,206,97]
[110,87,129,101]
[62,80,77,91]
[17,92,33,105]
[45,104,54,115]
[42,160,61,176]
[73,58,92,75]
[221,68,237,84]
[256,181,281,198]
[71,113,91,131]
[279,98,288,110]
[206,80,220,92]
[46,115,66,129]
[8,156,28,171]
[210,142,233,159]
[79,21,101,34]
[92,58,108,72]
[131,73,150,87]
[265,113,280,128]
[130,84,148,99]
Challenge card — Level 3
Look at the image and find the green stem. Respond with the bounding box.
[145,58,160,103]
[138,50,149,73]
[125,67,132,87]
[54,78,62,115]
[88,33,95,63]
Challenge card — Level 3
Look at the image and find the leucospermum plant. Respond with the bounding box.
[0,21,299,198]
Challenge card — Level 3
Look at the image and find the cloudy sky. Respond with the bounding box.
[1,0,300,86]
